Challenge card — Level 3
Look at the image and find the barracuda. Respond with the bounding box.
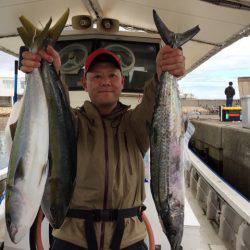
[150,10,200,250]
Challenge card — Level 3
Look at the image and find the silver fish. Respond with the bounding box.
[150,10,200,250]
[5,10,71,242]
[5,66,49,244]
[16,9,76,229]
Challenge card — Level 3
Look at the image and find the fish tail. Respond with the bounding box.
[17,26,31,48]
[48,8,70,45]
[17,15,51,49]
[36,18,53,47]
[17,9,69,48]
[19,15,39,42]
[153,9,200,48]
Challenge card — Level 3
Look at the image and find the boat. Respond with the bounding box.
[0,1,250,249]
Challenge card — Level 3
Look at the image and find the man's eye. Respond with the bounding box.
[93,75,101,79]
[110,74,117,78]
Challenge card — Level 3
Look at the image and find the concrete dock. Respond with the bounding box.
[190,117,250,200]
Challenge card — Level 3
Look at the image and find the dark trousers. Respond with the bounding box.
[51,238,148,250]
[226,98,233,107]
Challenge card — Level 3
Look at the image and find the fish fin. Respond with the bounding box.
[181,121,195,170]
[39,163,48,185]
[18,16,43,48]
[18,15,52,49]
[184,121,195,139]
[36,17,52,48]
[48,8,70,44]
[9,121,18,141]
[153,9,200,48]
[19,15,39,39]
[175,25,200,48]
[17,27,32,48]
[14,158,25,184]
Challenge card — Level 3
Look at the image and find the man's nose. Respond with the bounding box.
[100,76,111,86]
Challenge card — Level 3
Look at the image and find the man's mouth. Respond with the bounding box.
[98,90,113,93]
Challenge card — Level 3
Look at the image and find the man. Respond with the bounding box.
[21,44,185,250]
[225,81,235,107]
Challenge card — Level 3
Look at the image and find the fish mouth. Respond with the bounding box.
[10,224,26,243]
[6,213,21,243]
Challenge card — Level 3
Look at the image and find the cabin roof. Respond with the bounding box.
[0,0,249,74]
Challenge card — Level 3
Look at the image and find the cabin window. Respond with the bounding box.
[55,38,159,93]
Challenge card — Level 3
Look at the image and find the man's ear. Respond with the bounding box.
[82,77,88,92]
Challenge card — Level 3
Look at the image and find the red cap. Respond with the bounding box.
[84,48,122,75]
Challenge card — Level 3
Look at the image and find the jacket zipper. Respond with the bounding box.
[114,124,121,171]
[100,120,109,250]
[124,133,133,175]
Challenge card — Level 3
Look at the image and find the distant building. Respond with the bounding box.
[0,76,25,97]
[180,93,196,99]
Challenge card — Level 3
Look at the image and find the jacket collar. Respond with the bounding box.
[80,101,130,122]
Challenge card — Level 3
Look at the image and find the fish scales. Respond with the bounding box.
[150,73,184,249]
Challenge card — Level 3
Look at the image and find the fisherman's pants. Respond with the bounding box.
[226,98,233,107]
[51,238,148,250]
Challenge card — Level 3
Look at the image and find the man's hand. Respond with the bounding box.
[156,45,185,80]
[20,45,61,74]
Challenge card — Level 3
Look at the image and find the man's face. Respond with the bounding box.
[83,62,124,108]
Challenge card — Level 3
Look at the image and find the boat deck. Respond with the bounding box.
[144,183,226,250]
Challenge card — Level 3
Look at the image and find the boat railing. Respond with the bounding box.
[186,149,250,250]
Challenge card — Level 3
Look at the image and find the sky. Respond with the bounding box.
[0,52,25,78]
[179,36,250,99]
[0,35,250,99]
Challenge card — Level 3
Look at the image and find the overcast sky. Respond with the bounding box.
[0,36,250,99]
[179,36,250,99]
[0,52,22,78]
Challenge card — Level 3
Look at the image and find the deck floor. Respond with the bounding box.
[144,183,226,250]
